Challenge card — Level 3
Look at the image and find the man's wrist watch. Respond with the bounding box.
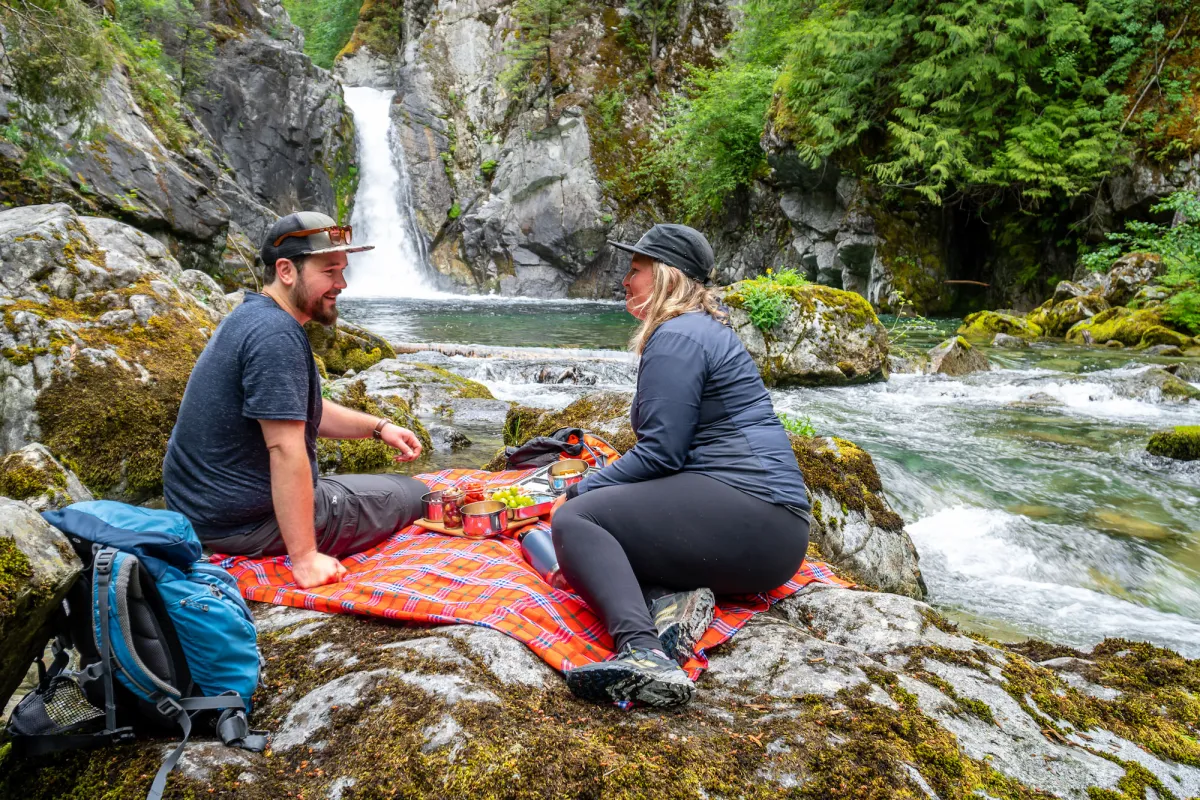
[372,418,391,440]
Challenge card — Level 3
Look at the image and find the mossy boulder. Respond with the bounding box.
[1101,251,1165,306]
[1027,294,1110,338]
[0,444,92,512]
[723,283,890,387]
[929,336,990,377]
[1147,426,1200,461]
[484,391,637,470]
[317,380,433,474]
[0,498,81,711]
[958,310,1043,340]
[1066,307,1194,349]
[337,356,506,430]
[7,586,1200,798]
[305,319,397,376]
[0,205,232,501]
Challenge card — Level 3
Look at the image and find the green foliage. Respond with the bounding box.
[448,202,462,220]
[1082,190,1200,334]
[625,0,676,74]
[739,268,809,331]
[886,290,938,347]
[342,0,404,60]
[500,0,584,124]
[778,412,816,437]
[282,0,362,69]
[480,159,499,179]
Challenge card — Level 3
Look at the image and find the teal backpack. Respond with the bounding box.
[6,501,267,800]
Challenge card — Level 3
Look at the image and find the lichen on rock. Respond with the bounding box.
[958,310,1043,339]
[1147,426,1200,461]
[0,444,92,512]
[306,319,397,376]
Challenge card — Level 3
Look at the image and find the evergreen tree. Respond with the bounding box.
[626,0,675,73]
[502,0,583,126]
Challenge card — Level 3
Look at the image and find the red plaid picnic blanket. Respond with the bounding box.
[215,468,851,678]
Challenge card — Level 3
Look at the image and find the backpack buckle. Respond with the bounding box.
[156,697,184,719]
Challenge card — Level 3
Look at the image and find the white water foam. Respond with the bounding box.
[342,87,438,298]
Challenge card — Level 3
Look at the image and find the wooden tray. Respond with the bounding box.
[413,516,536,538]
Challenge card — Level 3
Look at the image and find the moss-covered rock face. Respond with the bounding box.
[929,336,990,376]
[1066,307,1195,349]
[0,205,231,500]
[958,310,1043,339]
[723,283,890,387]
[0,498,81,711]
[317,380,433,474]
[1027,294,1110,337]
[1147,426,1200,461]
[0,444,93,512]
[7,587,1199,799]
[305,319,397,376]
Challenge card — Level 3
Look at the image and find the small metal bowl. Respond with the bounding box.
[509,494,557,521]
[421,490,445,522]
[461,500,508,538]
[548,459,588,494]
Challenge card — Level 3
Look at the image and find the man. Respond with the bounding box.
[163,211,427,589]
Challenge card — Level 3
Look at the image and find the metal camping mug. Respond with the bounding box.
[421,490,445,522]
[547,459,588,495]
[519,527,570,590]
[461,500,507,538]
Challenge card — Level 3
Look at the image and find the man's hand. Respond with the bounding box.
[380,423,423,462]
[290,550,347,589]
[549,494,568,521]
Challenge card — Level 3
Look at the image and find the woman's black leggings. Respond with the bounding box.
[551,472,810,654]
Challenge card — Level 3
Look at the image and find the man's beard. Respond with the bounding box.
[292,274,338,325]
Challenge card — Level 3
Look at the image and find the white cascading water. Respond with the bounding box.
[341,86,438,298]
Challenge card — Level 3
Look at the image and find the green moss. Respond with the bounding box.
[317,380,432,473]
[306,321,396,376]
[1147,426,1200,461]
[501,393,636,454]
[409,363,495,400]
[0,537,34,618]
[0,345,50,366]
[789,434,905,534]
[1066,307,1192,348]
[0,452,66,502]
[958,311,1043,339]
[1027,295,1111,338]
[872,207,950,315]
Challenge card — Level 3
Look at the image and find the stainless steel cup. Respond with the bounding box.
[461,500,507,537]
[547,459,588,495]
[421,490,445,522]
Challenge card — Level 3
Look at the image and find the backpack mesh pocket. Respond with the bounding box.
[7,675,104,737]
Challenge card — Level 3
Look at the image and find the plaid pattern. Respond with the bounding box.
[215,468,851,678]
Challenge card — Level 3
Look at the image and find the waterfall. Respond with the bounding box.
[341,86,437,298]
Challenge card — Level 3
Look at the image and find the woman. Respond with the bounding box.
[550,224,812,707]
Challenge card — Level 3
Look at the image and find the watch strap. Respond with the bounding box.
[372,418,390,440]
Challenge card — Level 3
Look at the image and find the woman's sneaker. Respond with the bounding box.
[649,588,716,665]
[564,646,694,707]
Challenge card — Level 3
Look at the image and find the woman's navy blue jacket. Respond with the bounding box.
[568,310,811,511]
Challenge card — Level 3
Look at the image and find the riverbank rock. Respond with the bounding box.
[1066,307,1194,350]
[1100,251,1166,306]
[929,336,991,376]
[958,310,1043,339]
[343,357,504,423]
[888,348,930,374]
[317,380,433,475]
[1028,294,1111,337]
[1106,366,1200,403]
[0,498,82,710]
[487,392,637,469]
[0,444,93,512]
[0,205,226,501]
[305,320,398,376]
[8,586,1200,798]
[723,283,890,386]
[991,332,1030,348]
[1147,426,1200,461]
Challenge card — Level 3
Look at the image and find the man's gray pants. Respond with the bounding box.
[213,474,428,558]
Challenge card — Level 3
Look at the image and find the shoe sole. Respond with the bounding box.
[565,664,694,708]
[659,588,716,666]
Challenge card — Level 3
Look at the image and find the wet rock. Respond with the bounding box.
[724,283,890,387]
[1027,294,1110,338]
[1066,306,1192,350]
[345,358,502,420]
[1100,251,1165,306]
[1147,426,1200,461]
[957,310,1042,339]
[991,333,1029,349]
[1143,344,1185,357]
[791,435,925,599]
[0,444,93,512]
[1106,366,1200,404]
[426,421,472,452]
[491,391,637,469]
[0,498,82,709]
[888,349,930,374]
[928,337,990,377]
[0,204,225,500]
[1087,509,1177,540]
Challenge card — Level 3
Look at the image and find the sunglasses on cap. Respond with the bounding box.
[272,224,353,248]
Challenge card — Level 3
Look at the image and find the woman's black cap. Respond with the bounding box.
[609,224,714,284]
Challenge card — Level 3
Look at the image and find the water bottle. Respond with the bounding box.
[518,527,570,591]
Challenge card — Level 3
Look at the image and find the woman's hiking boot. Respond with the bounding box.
[564,646,694,707]
[649,588,716,666]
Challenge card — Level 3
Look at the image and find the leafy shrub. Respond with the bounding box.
[778,412,816,437]
[737,269,809,331]
[282,0,361,69]
[1082,190,1200,334]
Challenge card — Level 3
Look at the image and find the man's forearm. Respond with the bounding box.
[318,399,384,439]
[269,446,318,558]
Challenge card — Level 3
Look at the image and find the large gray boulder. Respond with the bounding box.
[0,498,82,710]
[724,283,890,386]
[9,587,1200,798]
[0,204,225,500]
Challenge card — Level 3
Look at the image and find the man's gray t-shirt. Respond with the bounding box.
[163,292,322,541]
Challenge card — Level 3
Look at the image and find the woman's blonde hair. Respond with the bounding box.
[629,261,726,355]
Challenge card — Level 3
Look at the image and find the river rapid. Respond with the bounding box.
[339,297,1200,658]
